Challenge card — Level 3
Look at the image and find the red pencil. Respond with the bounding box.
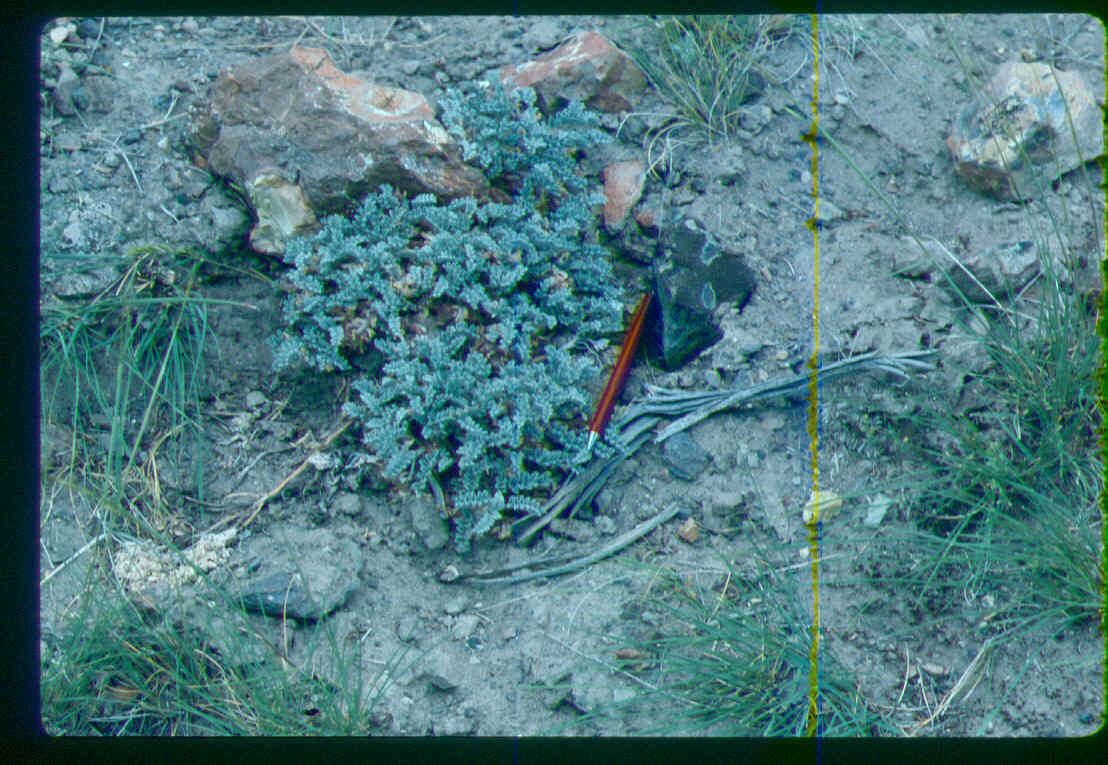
[587,291,653,450]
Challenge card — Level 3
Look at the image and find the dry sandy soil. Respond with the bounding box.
[38,14,1104,738]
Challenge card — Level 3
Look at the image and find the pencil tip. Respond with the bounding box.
[586,431,597,451]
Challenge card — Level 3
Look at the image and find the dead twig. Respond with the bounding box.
[455,504,681,585]
[501,349,938,582]
[909,637,995,735]
[40,533,107,587]
[234,417,354,531]
[512,416,658,546]
[644,350,938,442]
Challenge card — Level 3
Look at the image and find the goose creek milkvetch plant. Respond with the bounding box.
[271,81,625,551]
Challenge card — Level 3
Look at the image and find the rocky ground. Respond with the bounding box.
[38,15,1104,736]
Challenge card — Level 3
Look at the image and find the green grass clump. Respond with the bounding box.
[42,567,423,735]
[816,14,1104,733]
[40,246,213,532]
[619,15,799,174]
[537,551,891,737]
[897,239,1103,635]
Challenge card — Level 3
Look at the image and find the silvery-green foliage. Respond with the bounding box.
[273,83,623,552]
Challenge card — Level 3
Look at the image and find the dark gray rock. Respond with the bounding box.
[941,239,1040,303]
[647,218,757,370]
[661,432,712,481]
[233,528,362,621]
[237,568,357,622]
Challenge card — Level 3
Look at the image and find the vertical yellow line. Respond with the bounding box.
[802,12,823,738]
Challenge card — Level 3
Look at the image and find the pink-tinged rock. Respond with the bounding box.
[190,47,490,254]
[500,30,647,114]
[947,62,1103,201]
[601,160,645,230]
[290,47,436,124]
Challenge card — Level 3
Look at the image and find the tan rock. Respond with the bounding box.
[245,171,320,256]
[947,62,1103,201]
[802,490,843,526]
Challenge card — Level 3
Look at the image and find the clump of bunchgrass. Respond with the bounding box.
[893,231,1103,633]
[534,549,892,737]
[40,557,427,735]
[620,15,799,175]
[40,246,214,535]
[808,13,1103,734]
[42,577,259,735]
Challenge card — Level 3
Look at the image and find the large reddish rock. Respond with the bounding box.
[190,46,491,254]
[500,30,647,114]
[947,61,1103,201]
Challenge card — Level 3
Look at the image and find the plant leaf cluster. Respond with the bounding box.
[272,82,623,551]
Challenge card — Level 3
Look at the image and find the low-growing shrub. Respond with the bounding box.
[272,82,625,550]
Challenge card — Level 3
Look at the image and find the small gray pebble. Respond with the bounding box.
[661,432,712,481]
[76,18,100,40]
[444,594,468,615]
[71,86,90,112]
[332,493,364,518]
